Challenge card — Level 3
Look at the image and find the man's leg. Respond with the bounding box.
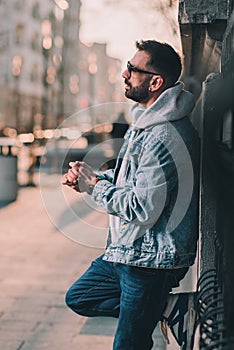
[65,255,121,317]
[113,264,188,350]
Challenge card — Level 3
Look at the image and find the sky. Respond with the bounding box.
[79,0,182,64]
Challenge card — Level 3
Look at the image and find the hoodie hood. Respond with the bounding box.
[131,82,195,130]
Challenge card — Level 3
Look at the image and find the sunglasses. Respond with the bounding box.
[127,61,161,77]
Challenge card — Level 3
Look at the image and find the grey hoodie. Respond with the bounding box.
[131,81,195,129]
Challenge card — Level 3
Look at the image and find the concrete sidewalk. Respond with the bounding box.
[0,182,171,350]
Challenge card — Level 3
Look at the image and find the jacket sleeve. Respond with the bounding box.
[96,169,114,183]
[92,137,178,227]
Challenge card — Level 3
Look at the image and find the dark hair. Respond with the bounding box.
[136,40,182,88]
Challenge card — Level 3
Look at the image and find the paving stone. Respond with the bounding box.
[0,339,25,350]
[80,317,117,337]
[72,334,114,350]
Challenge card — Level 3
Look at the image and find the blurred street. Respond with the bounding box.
[0,178,181,350]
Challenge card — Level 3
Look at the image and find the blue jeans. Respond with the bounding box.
[65,255,188,350]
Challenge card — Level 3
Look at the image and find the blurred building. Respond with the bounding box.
[0,0,45,134]
[0,0,123,135]
[78,41,123,110]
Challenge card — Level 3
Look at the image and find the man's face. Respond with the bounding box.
[122,50,152,104]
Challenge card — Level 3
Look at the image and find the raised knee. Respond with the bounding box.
[65,286,87,316]
[65,287,75,309]
[65,287,81,310]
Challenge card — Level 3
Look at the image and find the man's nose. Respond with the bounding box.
[122,68,130,79]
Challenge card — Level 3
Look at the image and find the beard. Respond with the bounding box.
[124,77,151,103]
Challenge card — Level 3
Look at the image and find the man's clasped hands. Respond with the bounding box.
[62,161,97,193]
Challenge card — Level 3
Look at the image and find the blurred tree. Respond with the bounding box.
[103,0,179,37]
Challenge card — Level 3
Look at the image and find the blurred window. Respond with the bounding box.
[30,63,39,82]
[15,24,24,45]
[15,0,25,10]
[0,0,6,8]
[0,30,8,51]
[31,32,39,50]
[32,2,40,19]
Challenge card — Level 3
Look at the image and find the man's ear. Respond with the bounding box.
[150,75,164,91]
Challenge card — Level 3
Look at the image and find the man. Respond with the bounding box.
[62,40,200,350]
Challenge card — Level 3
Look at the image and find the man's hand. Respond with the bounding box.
[62,161,97,193]
[62,161,80,188]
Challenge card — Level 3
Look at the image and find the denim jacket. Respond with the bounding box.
[92,82,200,269]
